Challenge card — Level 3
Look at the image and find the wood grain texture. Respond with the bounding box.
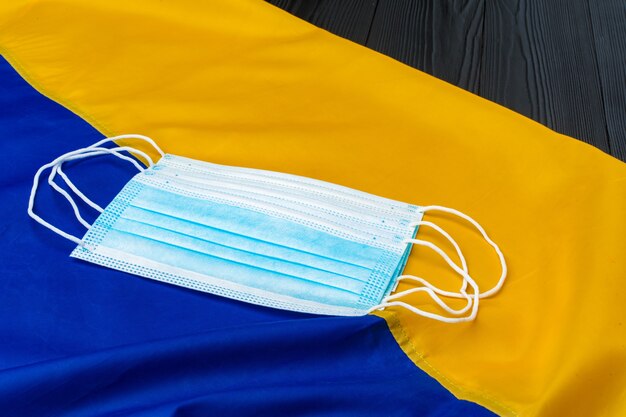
[266,0,626,161]
[588,0,626,161]
[480,0,610,153]
[267,0,378,44]
[367,0,484,94]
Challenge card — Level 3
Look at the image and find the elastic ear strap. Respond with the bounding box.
[52,146,148,212]
[397,275,470,299]
[88,134,165,158]
[29,139,161,244]
[29,154,87,245]
[369,206,506,323]
[384,278,472,316]
[369,300,476,323]
[399,238,479,320]
[57,166,105,213]
[47,147,148,229]
[421,205,507,299]
[48,165,92,229]
[386,220,474,316]
[369,238,480,322]
[411,220,469,293]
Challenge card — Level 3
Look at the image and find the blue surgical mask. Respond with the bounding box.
[29,135,507,322]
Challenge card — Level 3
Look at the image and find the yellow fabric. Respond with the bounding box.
[1,1,625,415]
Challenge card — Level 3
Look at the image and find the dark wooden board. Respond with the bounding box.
[267,0,626,162]
[480,0,611,153]
[268,0,378,44]
[367,0,484,94]
[588,0,626,161]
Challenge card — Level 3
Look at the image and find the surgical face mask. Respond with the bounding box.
[29,135,506,322]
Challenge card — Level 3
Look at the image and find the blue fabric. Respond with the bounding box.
[0,55,495,417]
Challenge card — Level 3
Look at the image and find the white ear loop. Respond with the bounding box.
[28,136,164,245]
[369,205,507,323]
[86,134,165,158]
[420,205,507,299]
[57,166,105,213]
[47,147,149,229]
[48,164,92,229]
[55,145,153,214]
[369,237,480,323]
[412,220,470,292]
[386,220,474,316]
[48,146,154,213]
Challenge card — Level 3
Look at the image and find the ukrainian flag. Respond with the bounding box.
[0,1,624,416]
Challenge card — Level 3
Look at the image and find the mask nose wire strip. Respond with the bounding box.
[29,143,156,245]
